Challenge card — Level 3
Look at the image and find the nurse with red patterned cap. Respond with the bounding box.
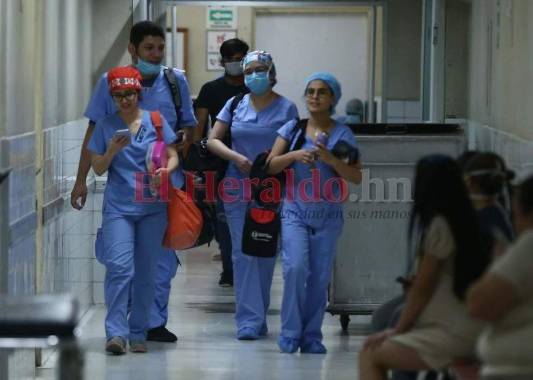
[87,66,179,355]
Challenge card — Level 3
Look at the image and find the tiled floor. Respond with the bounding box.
[36,244,371,380]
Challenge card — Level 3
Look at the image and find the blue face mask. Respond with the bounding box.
[245,72,270,95]
[136,58,162,76]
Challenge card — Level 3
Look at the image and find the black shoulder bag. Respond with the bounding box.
[241,119,308,258]
[182,93,246,180]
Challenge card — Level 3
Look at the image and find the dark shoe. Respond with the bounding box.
[146,326,178,342]
[218,272,233,287]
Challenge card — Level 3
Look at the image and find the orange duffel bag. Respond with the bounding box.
[163,186,203,250]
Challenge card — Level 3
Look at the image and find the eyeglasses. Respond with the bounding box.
[243,66,268,76]
[305,88,331,98]
[112,92,137,102]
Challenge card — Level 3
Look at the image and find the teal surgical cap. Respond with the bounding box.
[305,72,342,114]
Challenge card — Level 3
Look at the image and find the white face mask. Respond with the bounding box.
[225,61,243,77]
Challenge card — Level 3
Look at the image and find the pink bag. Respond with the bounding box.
[145,111,168,196]
[146,111,168,173]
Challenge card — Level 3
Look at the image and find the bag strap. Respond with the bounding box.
[229,92,246,118]
[264,118,308,175]
[222,92,246,146]
[163,68,182,128]
[150,111,163,142]
[288,118,308,152]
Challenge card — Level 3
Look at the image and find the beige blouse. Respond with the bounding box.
[478,231,533,375]
[413,216,484,340]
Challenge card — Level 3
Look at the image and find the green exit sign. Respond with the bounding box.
[209,10,232,21]
[207,6,236,29]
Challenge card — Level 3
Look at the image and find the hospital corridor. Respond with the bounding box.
[1,0,533,379]
[35,249,370,379]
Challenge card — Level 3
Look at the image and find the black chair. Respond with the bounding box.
[0,294,83,380]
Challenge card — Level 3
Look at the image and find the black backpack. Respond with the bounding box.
[182,92,246,181]
[164,68,219,248]
[180,93,246,248]
[163,68,182,130]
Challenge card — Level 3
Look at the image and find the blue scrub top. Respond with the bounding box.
[85,68,197,130]
[217,94,299,185]
[278,119,358,226]
[88,110,177,215]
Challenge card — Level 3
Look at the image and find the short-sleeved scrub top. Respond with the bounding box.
[88,110,177,215]
[216,93,299,186]
[277,119,358,229]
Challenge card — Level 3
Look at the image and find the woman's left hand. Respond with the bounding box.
[362,329,396,351]
[152,168,169,188]
[315,143,337,166]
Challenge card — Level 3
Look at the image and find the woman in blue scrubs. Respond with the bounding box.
[268,72,362,354]
[207,51,299,340]
[88,66,179,354]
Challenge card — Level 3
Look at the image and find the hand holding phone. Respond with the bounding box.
[114,128,131,139]
[109,129,130,155]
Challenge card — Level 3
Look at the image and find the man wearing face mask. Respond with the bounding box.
[194,38,249,287]
[195,38,249,139]
[71,21,197,343]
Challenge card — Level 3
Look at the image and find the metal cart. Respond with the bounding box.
[328,126,465,331]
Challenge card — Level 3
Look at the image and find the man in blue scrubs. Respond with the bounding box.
[71,21,197,342]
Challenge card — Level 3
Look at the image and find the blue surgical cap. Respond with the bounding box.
[305,72,342,114]
[242,50,277,86]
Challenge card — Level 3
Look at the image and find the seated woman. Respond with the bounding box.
[462,152,515,255]
[359,155,490,379]
[88,66,179,354]
[370,151,515,380]
[467,175,533,380]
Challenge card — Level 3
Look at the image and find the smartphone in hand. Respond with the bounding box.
[114,128,131,139]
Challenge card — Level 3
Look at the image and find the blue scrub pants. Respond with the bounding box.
[215,199,233,278]
[148,248,178,329]
[279,211,343,345]
[97,226,178,331]
[224,199,275,334]
[102,211,166,341]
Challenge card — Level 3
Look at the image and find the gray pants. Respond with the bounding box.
[371,294,405,332]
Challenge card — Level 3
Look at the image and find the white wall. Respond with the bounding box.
[386,0,423,100]
[92,0,133,84]
[0,0,101,377]
[468,0,533,141]
[256,12,369,117]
